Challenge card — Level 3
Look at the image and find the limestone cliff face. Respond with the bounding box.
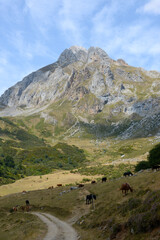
[0,46,160,139]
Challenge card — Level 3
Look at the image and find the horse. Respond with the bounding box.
[123,171,133,177]
[20,206,26,211]
[120,183,133,195]
[91,180,96,184]
[86,194,96,204]
[12,206,17,212]
[78,184,84,188]
[20,205,31,212]
[102,177,107,183]
[57,184,62,187]
[26,200,30,206]
[152,165,160,171]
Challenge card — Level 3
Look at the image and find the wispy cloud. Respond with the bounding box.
[0,0,160,96]
[138,0,160,15]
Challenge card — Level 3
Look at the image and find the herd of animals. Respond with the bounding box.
[11,167,160,212]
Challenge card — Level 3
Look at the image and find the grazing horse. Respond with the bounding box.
[57,184,62,187]
[12,206,17,212]
[91,180,96,184]
[20,205,31,212]
[86,194,96,204]
[102,177,107,183]
[78,184,84,188]
[26,200,30,206]
[20,206,26,211]
[123,171,133,177]
[120,183,133,195]
[152,165,160,171]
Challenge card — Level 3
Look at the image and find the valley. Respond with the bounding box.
[0,46,160,239]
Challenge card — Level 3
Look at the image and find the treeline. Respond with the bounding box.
[0,155,25,184]
[0,142,87,184]
[135,143,160,171]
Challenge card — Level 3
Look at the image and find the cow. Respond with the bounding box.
[120,183,133,195]
[91,180,96,184]
[102,177,107,183]
[86,194,96,204]
[123,171,133,177]
[48,186,54,189]
[57,184,62,187]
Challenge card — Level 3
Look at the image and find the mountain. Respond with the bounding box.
[0,46,160,140]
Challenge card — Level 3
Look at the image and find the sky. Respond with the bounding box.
[0,0,160,96]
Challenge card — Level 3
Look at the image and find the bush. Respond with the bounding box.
[148,143,160,166]
[118,198,142,216]
[135,161,150,172]
[81,178,90,182]
[127,209,160,234]
[4,156,15,168]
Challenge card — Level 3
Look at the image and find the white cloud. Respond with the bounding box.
[137,0,160,15]
[142,0,160,15]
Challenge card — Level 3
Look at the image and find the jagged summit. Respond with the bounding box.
[58,46,88,65]
[57,46,111,66]
[69,45,87,53]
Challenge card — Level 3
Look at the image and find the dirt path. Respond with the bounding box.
[32,212,78,240]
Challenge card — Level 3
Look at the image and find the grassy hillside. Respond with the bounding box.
[0,117,87,184]
[0,114,159,187]
[1,170,160,239]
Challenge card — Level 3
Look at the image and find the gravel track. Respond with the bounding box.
[32,212,78,240]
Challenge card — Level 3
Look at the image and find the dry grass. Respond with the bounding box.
[0,170,102,196]
[1,170,160,239]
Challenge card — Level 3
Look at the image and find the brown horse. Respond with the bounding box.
[57,184,62,187]
[120,183,133,195]
[91,180,96,184]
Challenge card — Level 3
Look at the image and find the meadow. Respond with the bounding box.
[1,169,160,239]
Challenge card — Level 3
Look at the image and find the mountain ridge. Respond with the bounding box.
[0,46,160,140]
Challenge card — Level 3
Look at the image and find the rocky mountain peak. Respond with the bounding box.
[58,46,88,66]
[88,47,111,63]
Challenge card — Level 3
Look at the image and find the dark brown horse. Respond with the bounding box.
[57,184,62,187]
[102,177,107,183]
[91,180,96,184]
[120,183,133,195]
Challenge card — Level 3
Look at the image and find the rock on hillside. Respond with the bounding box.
[0,46,160,139]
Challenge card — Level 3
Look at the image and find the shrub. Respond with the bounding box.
[127,209,160,234]
[148,143,160,166]
[135,161,150,172]
[81,178,90,182]
[4,156,15,168]
[110,223,122,239]
[118,198,142,216]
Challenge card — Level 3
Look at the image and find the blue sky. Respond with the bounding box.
[0,0,160,95]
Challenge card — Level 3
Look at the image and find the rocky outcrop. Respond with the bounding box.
[0,46,160,139]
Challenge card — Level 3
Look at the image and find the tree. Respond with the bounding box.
[4,156,15,168]
[135,161,150,172]
[148,143,160,167]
